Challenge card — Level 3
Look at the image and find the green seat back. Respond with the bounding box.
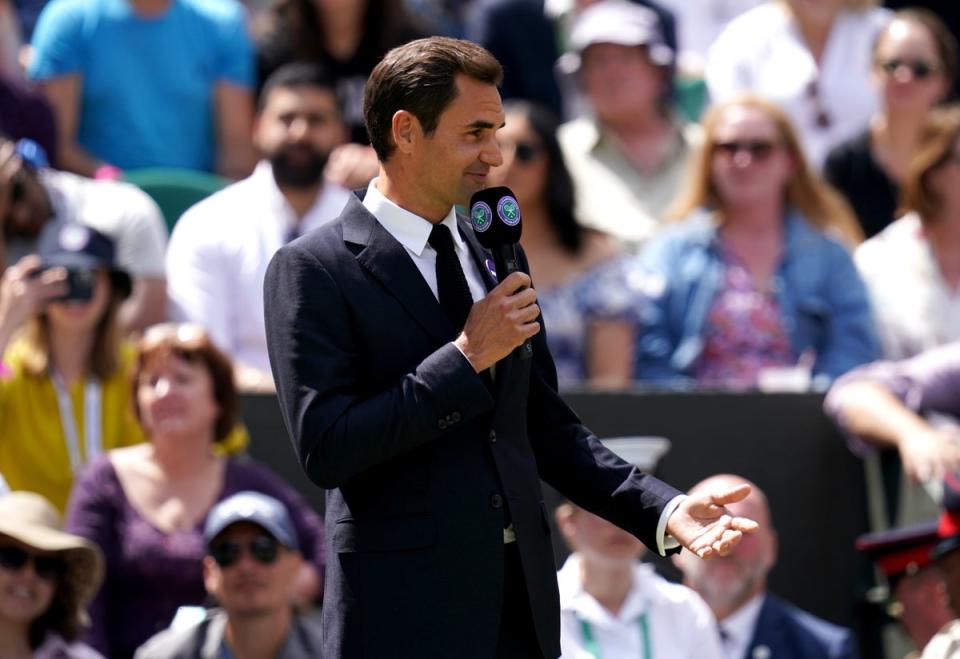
[124,168,229,234]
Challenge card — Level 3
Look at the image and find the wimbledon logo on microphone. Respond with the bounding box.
[471,201,493,232]
[497,196,521,226]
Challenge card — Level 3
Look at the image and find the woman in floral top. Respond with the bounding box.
[631,95,879,390]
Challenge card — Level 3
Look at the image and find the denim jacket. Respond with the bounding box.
[631,209,880,389]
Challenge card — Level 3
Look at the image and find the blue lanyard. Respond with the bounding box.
[578,613,651,659]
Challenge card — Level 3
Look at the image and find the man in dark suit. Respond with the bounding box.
[676,475,857,659]
[263,36,756,659]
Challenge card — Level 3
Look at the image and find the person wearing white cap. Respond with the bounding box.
[557,0,701,249]
[0,490,105,659]
[134,491,320,659]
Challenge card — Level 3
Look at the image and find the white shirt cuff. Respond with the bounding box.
[656,494,687,556]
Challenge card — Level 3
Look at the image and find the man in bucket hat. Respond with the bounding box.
[135,491,321,659]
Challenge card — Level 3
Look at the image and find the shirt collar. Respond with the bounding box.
[362,177,464,257]
[718,592,765,650]
[557,553,651,628]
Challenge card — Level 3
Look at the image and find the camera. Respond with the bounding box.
[29,266,96,302]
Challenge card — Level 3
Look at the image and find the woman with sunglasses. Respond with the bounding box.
[0,490,104,659]
[706,0,889,170]
[487,100,637,387]
[632,95,879,389]
[0,223,144,515]
[65,323,324,659]
[854,106,960,360]
[825,9,956,239]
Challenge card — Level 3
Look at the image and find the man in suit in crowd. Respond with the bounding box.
[675,474,857,659]
[263,36,756,659]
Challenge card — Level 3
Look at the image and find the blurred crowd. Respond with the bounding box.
[0,0,960,657]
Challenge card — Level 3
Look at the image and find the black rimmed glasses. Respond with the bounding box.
[209,536,280,568]
[0,545,64,580]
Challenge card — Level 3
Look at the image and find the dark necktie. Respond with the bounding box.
[428,224,474,332]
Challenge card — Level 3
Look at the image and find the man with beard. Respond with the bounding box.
[166,62,350,391]
[674,475,857,659]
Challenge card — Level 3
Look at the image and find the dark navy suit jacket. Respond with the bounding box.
[746,594,858,659]
[263,195,681,658]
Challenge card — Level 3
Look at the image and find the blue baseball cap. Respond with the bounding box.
[35,223,132,298]
[204,491,299,551]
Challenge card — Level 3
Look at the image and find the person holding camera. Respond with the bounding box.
[0,222,144,513]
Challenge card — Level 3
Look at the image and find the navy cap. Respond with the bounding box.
[856,520,939,583]
[204,491,299,551]
[36,223,132,298]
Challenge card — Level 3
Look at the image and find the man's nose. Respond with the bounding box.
[480,135,503,168]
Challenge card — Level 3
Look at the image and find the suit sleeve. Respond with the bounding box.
[519,249,683,551]
[263,242,495,489]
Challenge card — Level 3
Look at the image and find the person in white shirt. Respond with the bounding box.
[674,474,857,659]
[166,62,351,391]
[706,0,890,170]
[555,500,725,659]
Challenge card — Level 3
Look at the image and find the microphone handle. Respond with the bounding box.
[492,244,533,361]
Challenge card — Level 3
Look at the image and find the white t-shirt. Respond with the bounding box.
[166,161,351,372]
[558,553,724,659]
[7,169,168,277]
[706,4,890,169]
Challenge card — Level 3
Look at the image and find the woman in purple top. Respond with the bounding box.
[65,323,324,659]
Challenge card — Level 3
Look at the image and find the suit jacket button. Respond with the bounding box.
[438,419,448,430]
[490,494,503,509]
[488,430,497,443]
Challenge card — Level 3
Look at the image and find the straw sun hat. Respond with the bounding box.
[0,492,104,610]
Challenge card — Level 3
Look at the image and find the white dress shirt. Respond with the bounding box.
[706,4,890,169]
[166,161,351,371]
[557,553,725,659]
[717,593,765,659]
[855,212,960,360]
[656,0,765,74]
[361,178,684,553]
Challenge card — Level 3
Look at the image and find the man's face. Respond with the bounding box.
[557,505,645,565]
[203,522,302,618]
[579,43,665,125]
[0,140,49,238]
[937,548,960,617]
[405,74,504,218]
[675,479,776,615]
[255,86,347,188]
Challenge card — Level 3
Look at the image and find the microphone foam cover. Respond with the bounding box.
[469,186,522,248]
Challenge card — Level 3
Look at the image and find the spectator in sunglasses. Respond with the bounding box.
[825,9,956,239]
[854,105,960,360]
[65,324,323,659]
[0,490,104,659]
[487,100,638,388]
[631,95,878,389]
[135,491,320,659]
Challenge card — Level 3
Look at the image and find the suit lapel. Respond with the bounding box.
[746,596,788,659]
[342,196,454,344]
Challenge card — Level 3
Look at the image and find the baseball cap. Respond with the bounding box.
[35,223,132,298]
[204,491,299,551]
[559,0,673,74]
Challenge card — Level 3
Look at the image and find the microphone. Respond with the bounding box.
[469,186,533,360]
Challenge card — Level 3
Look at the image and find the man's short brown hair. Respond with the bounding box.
[363,37,502,162]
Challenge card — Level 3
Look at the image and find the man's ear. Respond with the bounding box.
[391,110,422,156]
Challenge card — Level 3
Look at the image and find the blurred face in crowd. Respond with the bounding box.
[255,85,347,189]
[556,504,645,566]
[204,522,301,618]
[674,476,776,618]
[709,104,795,211]
[937,548,960,618]
[893,566,953,649]
[137,353,220,442]
[0,537,59,626]
[45,269,112,335]
[579,43,666,126]
[784,0,847,26]
[874,19,950,115]
[0,141,51,239]
[488,113,548,210]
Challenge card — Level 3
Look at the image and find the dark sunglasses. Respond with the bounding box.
[210,536,280,568]
[713,140,778,160]
[0,545,64,580]
[878,58,939,80]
